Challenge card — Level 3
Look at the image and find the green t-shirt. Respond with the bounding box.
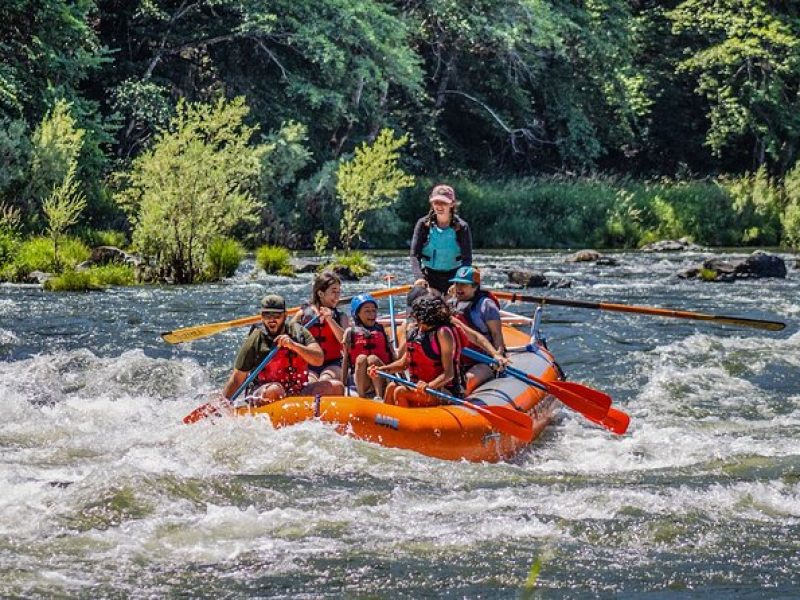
[233,321,315,372]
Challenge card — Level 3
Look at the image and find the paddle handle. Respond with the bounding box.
[229,346,279,405]
[229,316,319,405]
[378,371,460,405]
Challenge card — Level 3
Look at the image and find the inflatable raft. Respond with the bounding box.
[230,325,560,462]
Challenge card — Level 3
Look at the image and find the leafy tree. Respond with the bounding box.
[668,1,800,171]
[0,116,31,203]
[28,100,86,212]
[42,164,87,271]
[0,0,107,121]
[116,97,264,283]
[336,128,414,251]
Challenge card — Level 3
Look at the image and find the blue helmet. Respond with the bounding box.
[350,293,378,317]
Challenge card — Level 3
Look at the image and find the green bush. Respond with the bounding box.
[398,176,789,249]
[256,245,294,276]
[89,264,135,286]
[205,237,244,280]
[0,228,19,268]
[781,162,800,248]
[10,236,90,277]
[76,228,128,249]
[43,270,98,291]
[326,251,373,278]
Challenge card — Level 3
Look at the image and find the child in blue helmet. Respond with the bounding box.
[341,294,395,399]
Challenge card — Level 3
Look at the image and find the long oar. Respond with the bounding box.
[462,348,612,422]
[183,316,319,423]
[163,284,411,344]
[378,371,534,442]
[493,291,786,331]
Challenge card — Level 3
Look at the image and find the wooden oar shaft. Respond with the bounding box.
[163,284,412,344]
[494,291,785,331]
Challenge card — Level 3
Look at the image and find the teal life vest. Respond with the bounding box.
[420,225,461,272]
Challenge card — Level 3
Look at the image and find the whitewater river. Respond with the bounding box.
[1,250,798,598]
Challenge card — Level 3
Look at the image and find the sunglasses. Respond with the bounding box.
[261,311,285,318]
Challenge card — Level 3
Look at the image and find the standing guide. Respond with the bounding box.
[410,184,473,294]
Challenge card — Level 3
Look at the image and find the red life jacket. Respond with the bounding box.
[453,290,501,366]
[347,324,393,367]
[254,323,309,395]
[406,324,463,394]
[302,306,343,363]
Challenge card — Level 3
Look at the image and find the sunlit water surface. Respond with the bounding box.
[1,250,798,598]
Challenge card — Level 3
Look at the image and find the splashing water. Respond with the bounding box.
[1,250,798,597]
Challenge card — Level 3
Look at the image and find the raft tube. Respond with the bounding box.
[234,326,559,462]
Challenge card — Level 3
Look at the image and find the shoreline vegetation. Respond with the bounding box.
[2,3,800,290]
[2,172,799,291]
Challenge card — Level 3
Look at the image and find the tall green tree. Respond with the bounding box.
[668,1,800,171]
[336,128,414,251]
[116,97,264,283]
[42,163,87,271]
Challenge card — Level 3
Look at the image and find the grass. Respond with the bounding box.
[256,244,295,276]
[76,228,128,249]
[42,264,136,291]
[205,237,244,280]
[325,251,373,278]
[1,236,91,281]
[43,270,100,291]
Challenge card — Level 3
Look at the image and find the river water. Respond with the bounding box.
[1,250,798,598]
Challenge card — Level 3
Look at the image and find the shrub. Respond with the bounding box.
[0,228,19,268]
[116,97,263,283]
[77,228,128,249]
[256,245,294,276]
[782,161,800,248]
[205,237,244,280]
[89,264,135,286]
[11,236,90,276]
[336,129,414,251]
[43,270,98,291]
[326,251,373,278]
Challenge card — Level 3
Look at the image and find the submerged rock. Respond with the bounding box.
[506,269,571,288]
[640,238,703,252]
[507,269,548,287]
[677,251,787,282]
[290,258,323,274]
[566,249,618,265]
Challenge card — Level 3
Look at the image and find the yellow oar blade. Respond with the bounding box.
[161,284,412,344]
[162,315,262,344]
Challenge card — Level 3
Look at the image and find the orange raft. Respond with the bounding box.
[231,325,560,463]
